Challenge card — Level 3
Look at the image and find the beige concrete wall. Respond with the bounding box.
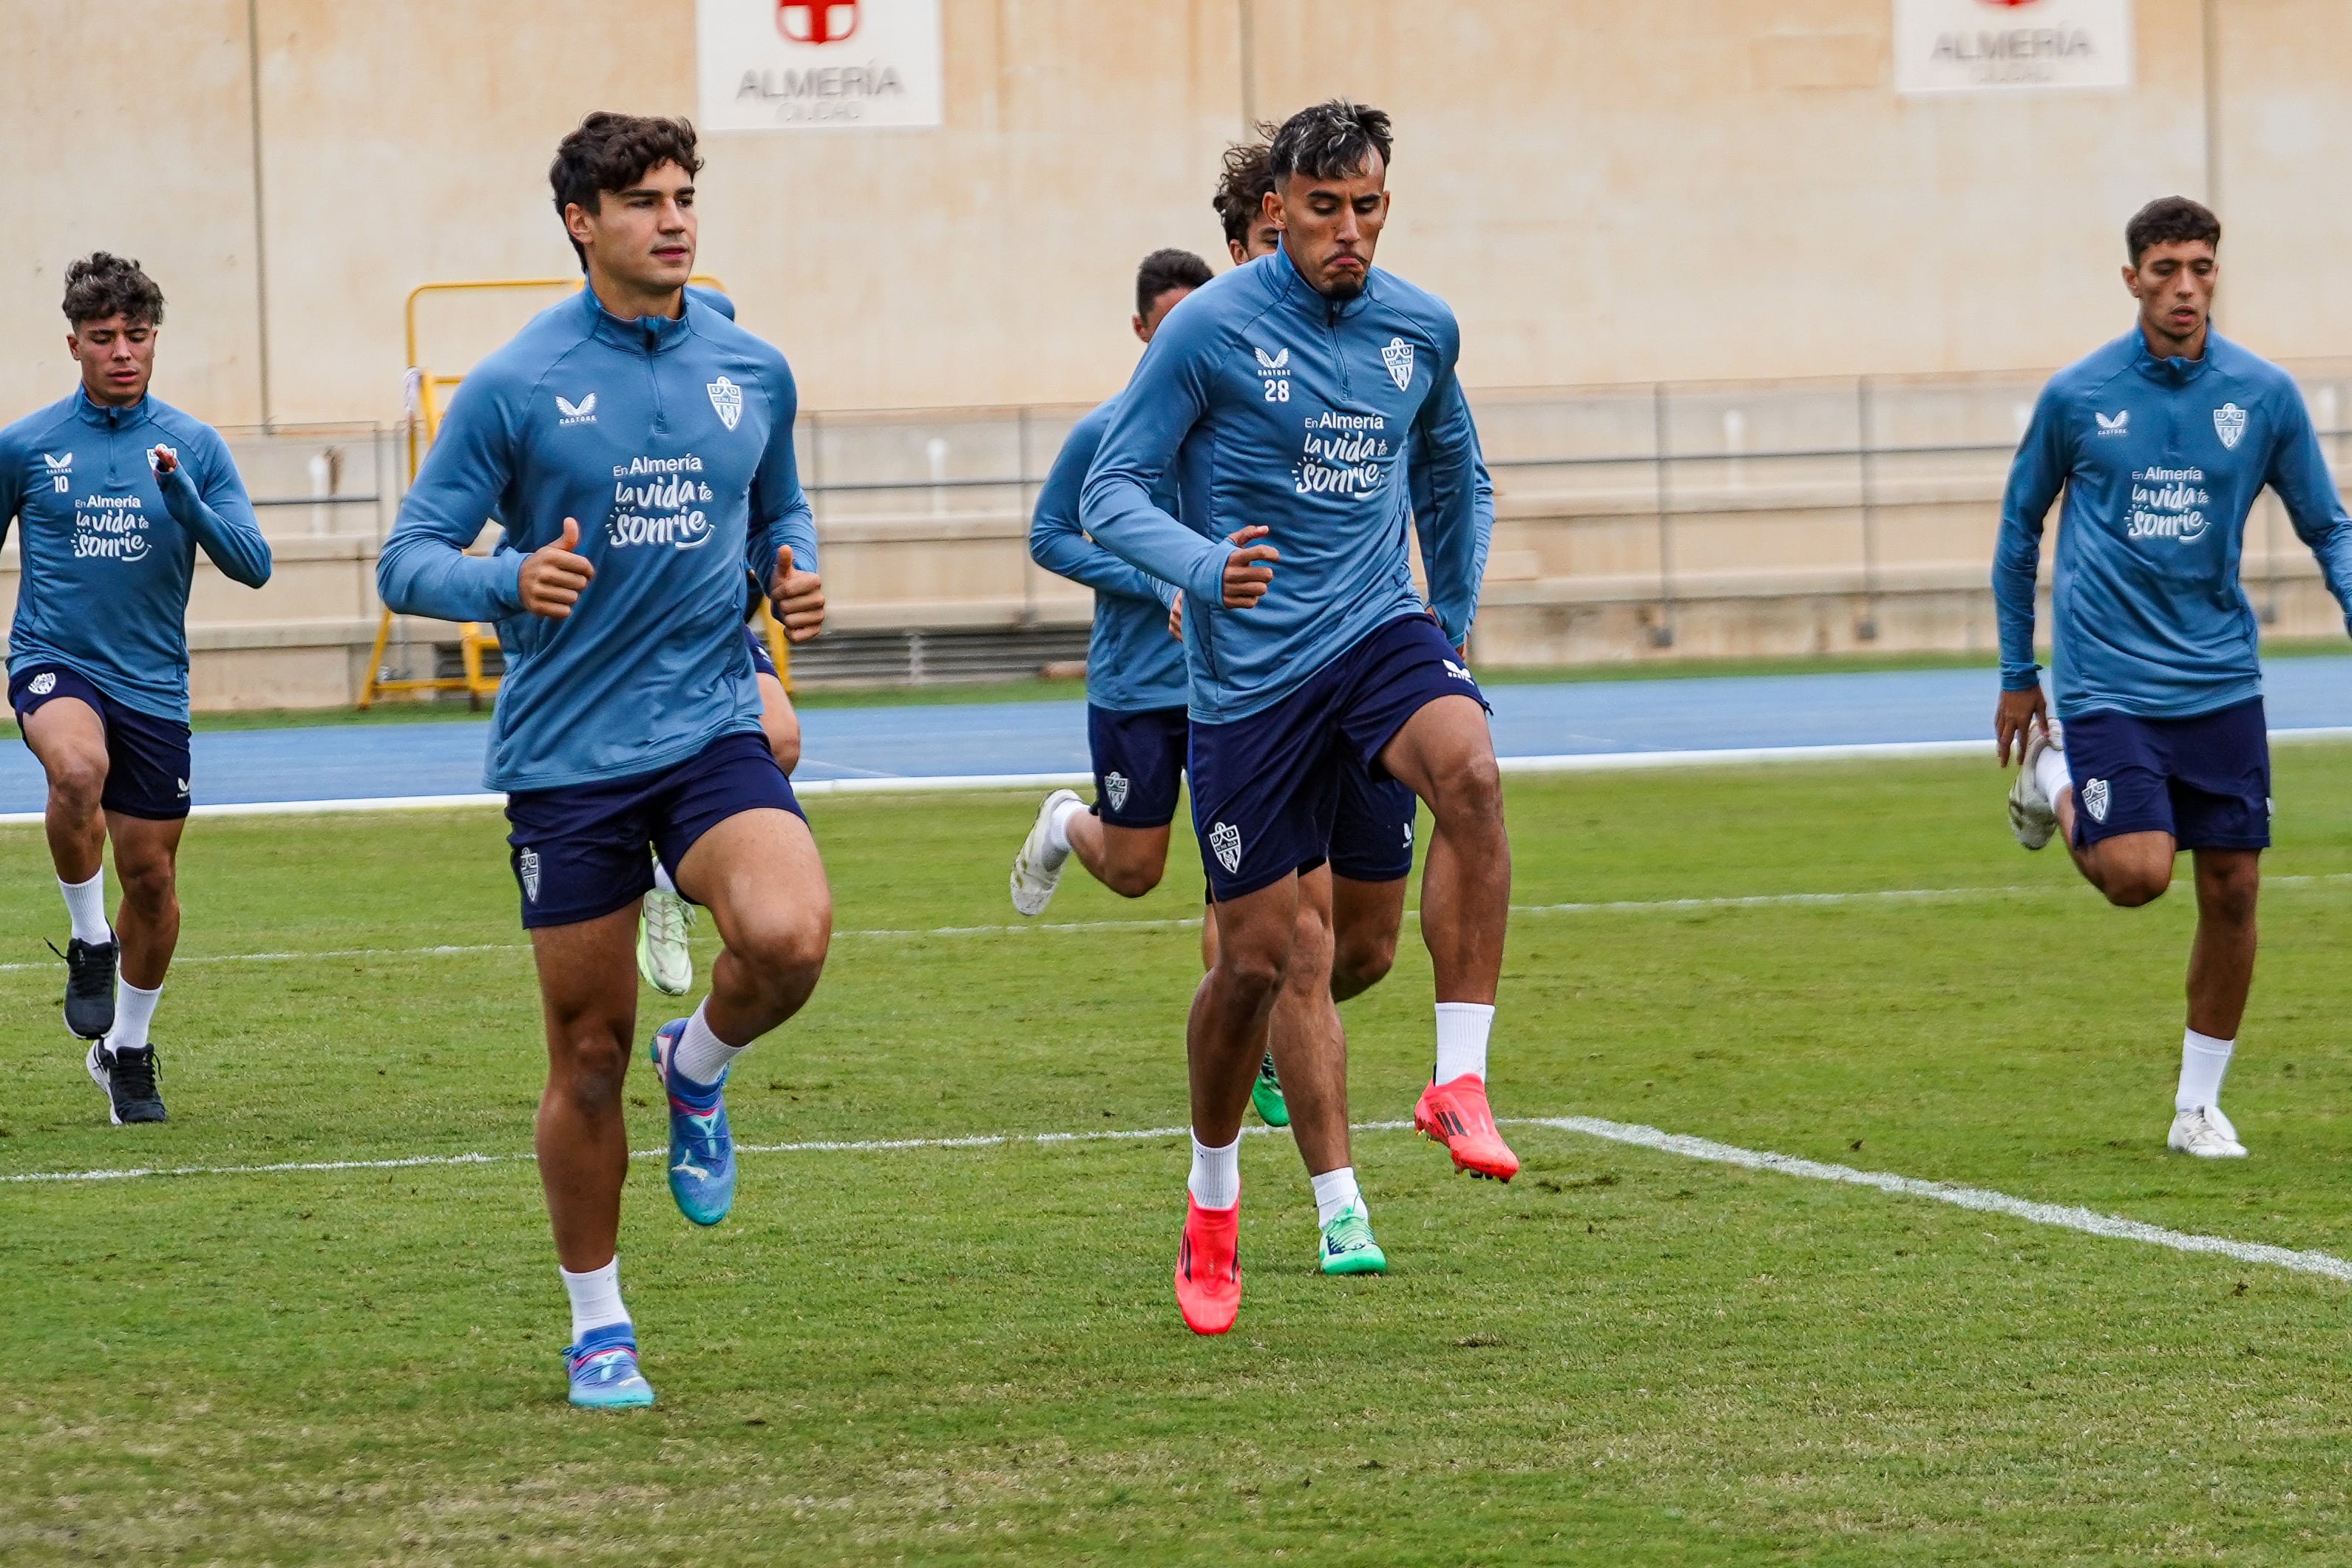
[1,1,2347,420]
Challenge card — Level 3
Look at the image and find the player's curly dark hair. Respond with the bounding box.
[1135,249,1213,320]
[549,112,705,271]
[61,252,164,328]
[1267,99,1393,186]
[1211,124,1279,249]
[2126,197,2220,266]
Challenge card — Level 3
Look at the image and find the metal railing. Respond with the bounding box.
[205,358,2352,651]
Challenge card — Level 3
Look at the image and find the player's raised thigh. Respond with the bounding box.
[675,805,833,972]
[21,696,109,801]
[1377,693,1499,814]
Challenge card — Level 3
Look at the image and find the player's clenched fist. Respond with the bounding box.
[1221,523,1278,609]
[519,517,594,619]
[770,545,826,643]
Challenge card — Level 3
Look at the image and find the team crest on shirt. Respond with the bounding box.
[1380,337,1414,391]
[1208,820,1243,875]
[2213,403,2247,450]
[518,846,542,902]
[2081,778,2112,824]
[707,376,743,431]
[27,673,55,697]
[41,452,71,492]
[1104,771,1130,812]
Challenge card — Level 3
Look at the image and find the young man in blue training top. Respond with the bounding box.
[635,282,804,999]
[1018,247,1391,1277]
[1013,246,1213,918]
[1998,196,2352,1161]
[1082,101,1516,1334]
[379,113,832,1408]
[0,254,273,1125]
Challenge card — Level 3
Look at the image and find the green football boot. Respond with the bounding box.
[1250,1051,1289,1127]
[1318,1203,1387,1276]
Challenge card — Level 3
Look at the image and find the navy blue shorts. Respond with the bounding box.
[1190,614,1485,902]
[1330,754,1417,883]
[2066,697,2270,852]
[10,665,192,821]
[1088,704,1188,829]
[743,623,779,681]
[503,730,805,929]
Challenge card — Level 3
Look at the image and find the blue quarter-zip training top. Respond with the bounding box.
[1080,246,1483,724]
[378,289,816,792]
[1995,328,2352,719]
[1028,396,1188,712]
[0,390,271,721]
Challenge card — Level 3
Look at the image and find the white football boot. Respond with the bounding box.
[1010,788,1080,917]
[2167,1104,2248,1159]
[637,888,695,997]
[2008,718,2065,851]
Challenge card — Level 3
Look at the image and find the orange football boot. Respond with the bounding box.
[1414,1073,1520,1181]
[1174,1195,1241,1334]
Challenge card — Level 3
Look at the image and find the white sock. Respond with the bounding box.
[2178,1028,2234,1113]
[1310,1166,1363,1228]
[559,1257,631,1341]
[1045,795,1088,855]
[59,869,108,944]
[2034,744,2072,806]
[1187,1133,1240,1209]
[651,860,678,897]
[1434,1002,1495,1083]
[670,999,746,1086]
[107,980,162,1054]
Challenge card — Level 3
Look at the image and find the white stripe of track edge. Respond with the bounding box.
[1534,1115,2352,1285]
[11,1109,2351,1289]
[0,724,2348,823]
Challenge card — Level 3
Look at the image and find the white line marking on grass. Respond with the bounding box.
[3,875,2348,975]
[1530,1116,2352,1284]
[8,1110,2348,1289]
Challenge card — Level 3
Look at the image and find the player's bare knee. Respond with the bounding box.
[549,1031,631,1107]
[47,756,106,814]
[2101,868,2171,908]
[1102,860,1164,900]
[733,912,830,999]
[1429,749,1504,831]
[1332,935,1395,999]
[115,855,176,915]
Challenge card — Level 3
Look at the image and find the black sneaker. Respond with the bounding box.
[61,934,118,1039]
[87,1040,165,1124]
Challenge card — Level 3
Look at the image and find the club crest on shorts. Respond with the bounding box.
[2081,777,2112,824]
[2213,402,2247,450]
[27,672,55,697]
[1381,337,1414,391]
[707,376,743,431]
[1104,771,1130,812]
[1208,820,1243,875]
[518,846,542,902]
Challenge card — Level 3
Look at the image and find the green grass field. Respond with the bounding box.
[9,750,2352,1562]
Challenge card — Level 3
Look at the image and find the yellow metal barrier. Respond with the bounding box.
[362,274,777,709]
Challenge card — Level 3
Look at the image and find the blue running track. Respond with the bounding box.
[2,657,2349,814]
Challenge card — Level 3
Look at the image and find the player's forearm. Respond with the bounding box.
[762,501,819,580]
[1031,520,1167,603]
[1990,543,2041,688]
[1079,479,1223,605]
[376,527,525,622]
[156,464,271,587]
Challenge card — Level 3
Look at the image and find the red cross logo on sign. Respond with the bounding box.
[776,0,859,44]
